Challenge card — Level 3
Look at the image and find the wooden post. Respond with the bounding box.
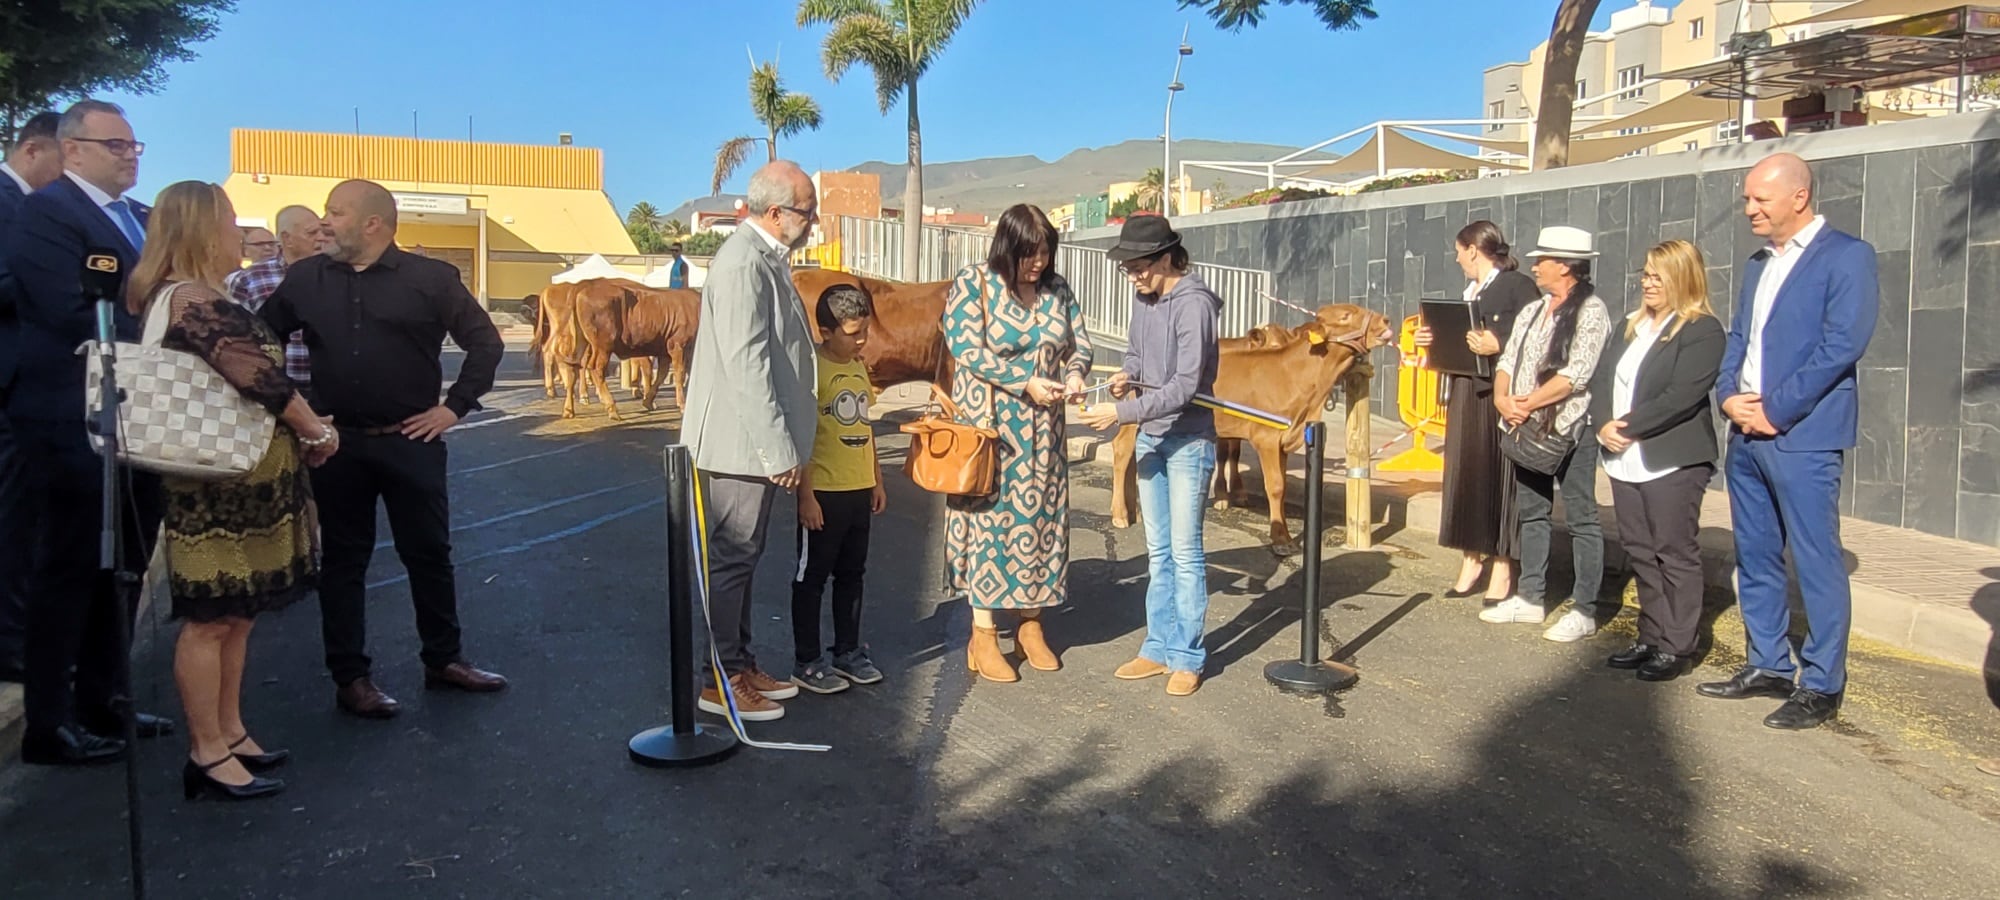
[1343,365,1374,550]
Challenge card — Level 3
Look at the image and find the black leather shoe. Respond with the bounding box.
[20,725,127,766]
[1607,642,1657,670]
[1695,666,1796,700]
[1636,651,1691,682]
[79,711,176,739]
[1764,689,1841,730]
[0,655,23,683]
[182,756,285,802]
[228,735,289,772]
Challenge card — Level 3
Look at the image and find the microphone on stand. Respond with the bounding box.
[80,247,149,900]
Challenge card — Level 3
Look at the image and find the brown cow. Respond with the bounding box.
[790,270,952,390]
[529,281,583,399]
[1107,304,1394,556]
[560,280,701,420]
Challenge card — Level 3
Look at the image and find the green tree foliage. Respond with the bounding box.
[798,0,983,281]
[681,230,727,257]
[712,58,824,194]
[0,0,235,134]
[1178,0,1376,31]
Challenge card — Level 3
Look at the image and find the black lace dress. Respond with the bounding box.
[157,283,316,622]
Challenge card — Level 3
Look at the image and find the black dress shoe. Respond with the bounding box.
[228,735,289,772]
[79,711,176,739]
[20,725,127,766]
[182,756,285,802]
[1695,666,1796,700]
[0,656,23,683]
[1607,642,1657,670]
[1764,689,1841,730]
[1636,651,1691,682]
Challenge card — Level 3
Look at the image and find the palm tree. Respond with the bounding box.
[659,218,691,242]
[798,0,982,282]
[1135,167,1166,212]
[712,57,825,194]
[626,201,663,230]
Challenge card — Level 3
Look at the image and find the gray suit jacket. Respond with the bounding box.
[682,225,817,478]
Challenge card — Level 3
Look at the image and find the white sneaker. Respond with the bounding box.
[1478,596,1547,624]
[1542,609,1598,643]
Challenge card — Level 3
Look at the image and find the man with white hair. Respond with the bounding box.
[227,204,321,392]
[681,160,820,722]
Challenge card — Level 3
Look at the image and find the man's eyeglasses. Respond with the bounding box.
[776,204,817,221]
[72,138,145,157]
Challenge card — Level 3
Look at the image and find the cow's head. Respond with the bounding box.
[1310,304,1396,355]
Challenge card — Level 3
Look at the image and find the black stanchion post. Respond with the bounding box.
[1264,421,1361,695]
[629,444,738,767]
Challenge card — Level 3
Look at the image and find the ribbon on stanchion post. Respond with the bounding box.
[1262,421,1361,695]
[628,444,739,767]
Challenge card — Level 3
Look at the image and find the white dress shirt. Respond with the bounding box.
[1740,215,1826,394]
[65,169,122,208]
[743,218,788,255]
[1463,267,1497,304]
[0,162,30,195]
[1603,313,1675,484]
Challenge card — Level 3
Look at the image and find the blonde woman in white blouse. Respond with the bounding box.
[1482,226,1613,643]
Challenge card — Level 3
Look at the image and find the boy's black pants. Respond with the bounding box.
[791,488,871,667]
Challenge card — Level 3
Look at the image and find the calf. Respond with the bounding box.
[560,280,701,420]
[790,270,952,390]
[1108,304,1394,556]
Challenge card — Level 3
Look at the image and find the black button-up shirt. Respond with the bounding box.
[261,245,503,428]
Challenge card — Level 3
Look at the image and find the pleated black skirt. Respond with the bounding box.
[1438,373,1519,558]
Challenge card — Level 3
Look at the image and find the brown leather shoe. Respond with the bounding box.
[424,661,509,693]
[698,674,784,722]
[335,678,401,719]
[1016,615,1060,672]
[1979,758,2000,777]
[1166,671,1202,697]
[739,666,799,700]
[1114,657,1168,680]
[967,624,1019,683]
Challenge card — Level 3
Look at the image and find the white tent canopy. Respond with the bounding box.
[1791,0,1967,27]
[641,263,707,290]
[550,253,631,284]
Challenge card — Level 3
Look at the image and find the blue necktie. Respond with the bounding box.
[109,199,145,251]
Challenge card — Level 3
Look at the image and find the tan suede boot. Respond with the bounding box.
[967,625,1019,683]
[1015,615,1061,672]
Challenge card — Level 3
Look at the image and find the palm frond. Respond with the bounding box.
[712,136,762,195]
[797,0,879,28]
[748,60,784,125]
[909,0,983,68]
[771,93,824,141]
[1179,0,1376,32]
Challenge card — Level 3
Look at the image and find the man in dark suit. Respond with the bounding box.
[1701,152,1878,730]
[0,111,64,683]
[4,99,168,765]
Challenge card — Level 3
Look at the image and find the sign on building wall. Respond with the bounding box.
[393,192,471,216]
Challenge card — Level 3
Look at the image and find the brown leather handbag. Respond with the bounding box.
[901,384,1001,496]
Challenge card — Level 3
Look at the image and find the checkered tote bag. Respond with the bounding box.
[81,282,277,481]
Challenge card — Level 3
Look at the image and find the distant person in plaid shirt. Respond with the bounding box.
[226,205,321,392]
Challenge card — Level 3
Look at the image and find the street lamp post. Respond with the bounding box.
[1164,25,1192,217]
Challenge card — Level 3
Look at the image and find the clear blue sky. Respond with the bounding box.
[93,0,1639,215]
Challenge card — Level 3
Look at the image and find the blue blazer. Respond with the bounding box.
[0,175,25,393]
[2,175,148,422]
[1715,224,1878,453]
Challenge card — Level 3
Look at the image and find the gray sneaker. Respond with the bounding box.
[791,659,851,695]
[831,647,884,685]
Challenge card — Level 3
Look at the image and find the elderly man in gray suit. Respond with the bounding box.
[685,161,821,722]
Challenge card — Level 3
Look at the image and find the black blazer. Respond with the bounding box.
[0,174,25,392]
[1588,312,1725,472]
[1459,269,1539,395]
[2,175,148,422]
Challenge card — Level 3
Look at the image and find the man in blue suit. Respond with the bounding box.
[4,99,169,765]
[0,111,65,683]
[1700,152,1878,730]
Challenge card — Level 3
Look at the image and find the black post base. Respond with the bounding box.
[1263,659,1360,695]
[627,725,739,768]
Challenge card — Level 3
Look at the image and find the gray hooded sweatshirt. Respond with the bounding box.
[1115,270,1222,438]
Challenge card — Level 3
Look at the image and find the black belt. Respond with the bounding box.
[342,424,406,437]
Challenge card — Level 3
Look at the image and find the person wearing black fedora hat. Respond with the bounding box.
[1078,215,1221,697]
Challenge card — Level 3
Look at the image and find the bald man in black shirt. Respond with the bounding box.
[263,179,507,719]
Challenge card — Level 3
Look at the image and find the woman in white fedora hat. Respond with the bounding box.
[1482,225,1613,643]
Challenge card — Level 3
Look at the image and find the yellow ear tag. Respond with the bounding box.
[1307,330,1327,346]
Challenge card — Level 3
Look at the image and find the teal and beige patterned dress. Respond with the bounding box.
[943,264,1094,610]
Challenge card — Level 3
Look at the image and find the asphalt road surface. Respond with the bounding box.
[2,344,1997,899]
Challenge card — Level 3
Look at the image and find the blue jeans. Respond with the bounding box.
[1135,432,1217,673]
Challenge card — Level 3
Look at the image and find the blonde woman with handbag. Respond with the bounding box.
[943,204,1093,683]
[128,181,334,801]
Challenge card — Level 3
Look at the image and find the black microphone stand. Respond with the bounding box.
[87,289,148,900]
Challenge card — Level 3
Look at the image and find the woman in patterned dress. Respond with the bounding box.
[943,204,1093,683]
[127,182,335,801]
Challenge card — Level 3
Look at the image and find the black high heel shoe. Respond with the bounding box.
[183,755,285,802]
[229,735,289,772]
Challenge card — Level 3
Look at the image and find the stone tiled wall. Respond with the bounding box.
[1072,112,2000,546]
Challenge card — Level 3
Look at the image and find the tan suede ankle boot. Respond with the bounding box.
[967,624,1019,683]
[1016,616,1060,672]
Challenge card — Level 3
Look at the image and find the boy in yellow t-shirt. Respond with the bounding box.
[790,285,887,694]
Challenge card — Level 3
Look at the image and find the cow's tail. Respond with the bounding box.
[527,296,548,365]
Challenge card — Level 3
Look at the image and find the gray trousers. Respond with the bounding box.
[1515,436,1605,614]
[702,472,777,685]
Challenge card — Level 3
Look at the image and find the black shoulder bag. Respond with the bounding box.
[1498,304,1578,476]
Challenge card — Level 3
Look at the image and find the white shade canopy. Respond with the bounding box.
[550,253,630,285]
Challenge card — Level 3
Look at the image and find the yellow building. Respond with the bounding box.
[222,129,637,306]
